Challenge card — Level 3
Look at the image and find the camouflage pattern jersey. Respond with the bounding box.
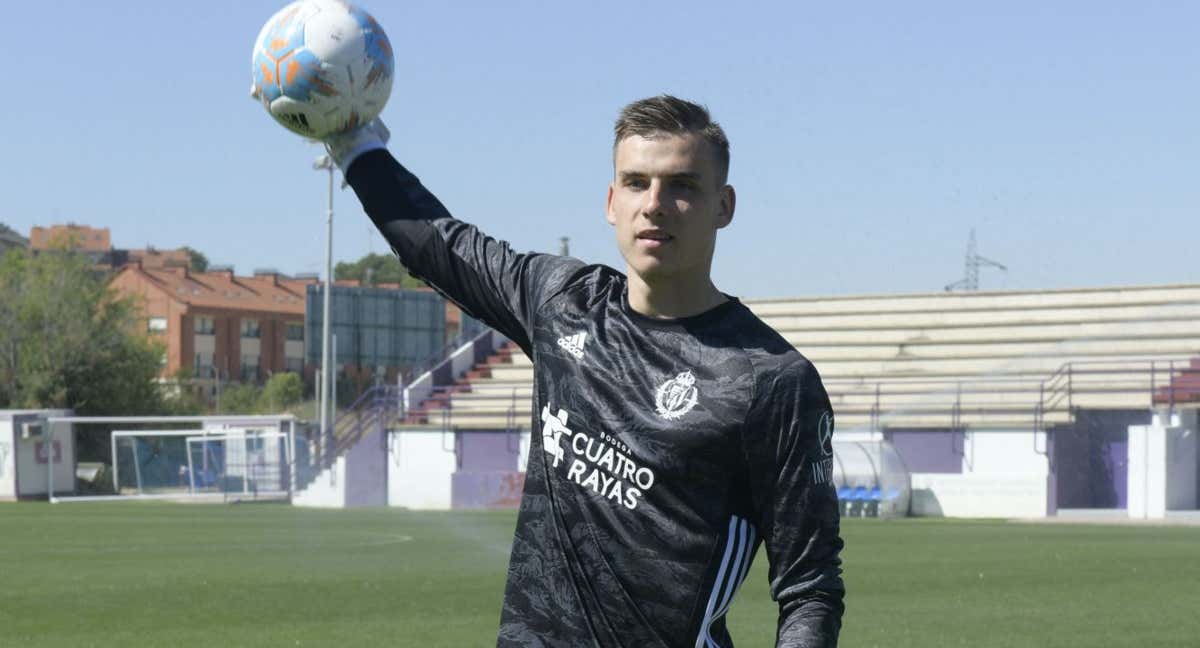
[346,150,845,648]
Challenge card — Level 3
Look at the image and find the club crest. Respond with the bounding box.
[655,370,699,420]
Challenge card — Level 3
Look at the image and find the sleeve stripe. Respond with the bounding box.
[694,515,758,648]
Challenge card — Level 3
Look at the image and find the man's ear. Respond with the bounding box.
[717,184,736,229]
[605,183,617,226]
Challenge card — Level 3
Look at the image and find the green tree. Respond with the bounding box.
[182,246,208,272]
[219,383,262,415]
[334,252,424,288]
[259,372,303,412]
[162,367,207,416]
[0,249,164,414]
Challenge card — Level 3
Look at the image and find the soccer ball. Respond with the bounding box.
[250,0,394,139]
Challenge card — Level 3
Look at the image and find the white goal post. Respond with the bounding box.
[185,431,291,497]
[45,415,299,503]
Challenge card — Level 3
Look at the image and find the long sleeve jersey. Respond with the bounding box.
[346,150,845,647]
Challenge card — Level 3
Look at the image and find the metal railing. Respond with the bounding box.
[820,355,1198,434]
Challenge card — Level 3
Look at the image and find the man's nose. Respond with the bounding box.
[641,180,665,218]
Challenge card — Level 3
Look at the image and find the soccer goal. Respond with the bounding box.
[185,432,290,498]
[112,429,291,501]
[42,414,299,503]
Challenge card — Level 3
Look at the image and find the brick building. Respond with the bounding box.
[0,223,28,255]
[30,223,193,271]
[109,265,319,390]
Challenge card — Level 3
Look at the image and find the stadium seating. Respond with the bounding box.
[404,284,1200,432]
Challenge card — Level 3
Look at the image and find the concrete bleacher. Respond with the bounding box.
[408,283,1200,431]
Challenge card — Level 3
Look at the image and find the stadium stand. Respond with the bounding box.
[404,283,1200,432]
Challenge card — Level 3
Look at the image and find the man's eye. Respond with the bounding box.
[625,179,648,189]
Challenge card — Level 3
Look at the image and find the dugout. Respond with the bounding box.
[831,440,911,518]
[0,409,75,500]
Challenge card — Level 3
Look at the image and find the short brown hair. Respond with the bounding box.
[613,95,731,185]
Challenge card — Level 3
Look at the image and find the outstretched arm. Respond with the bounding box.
[337,137,582,353]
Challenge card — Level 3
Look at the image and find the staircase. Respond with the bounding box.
[403,341,520,425]
[1153,357,1200,405]
[292,383,402,501]
[292,329,516,507]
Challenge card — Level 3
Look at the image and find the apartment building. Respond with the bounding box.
[110,264,318,387]
[0,223,28,255]
[30,223,193,272]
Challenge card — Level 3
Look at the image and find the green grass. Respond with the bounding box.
[1,504,1197,647]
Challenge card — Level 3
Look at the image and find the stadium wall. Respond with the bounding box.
[1127,410,1198,519]
[841,427,1050,518]
[388,430,456,509]
[293,456,347,507]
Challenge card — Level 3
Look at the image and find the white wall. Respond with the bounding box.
[0,421,14,500]
[448,341,475,377]
[911,428,1049,518]
[962,429,1049,474]
[517,431,531,473]
[835,429,884,443]
[1128,411,1198,519]
[911,473,1048,518]
[293,456,346,507]
[388,430,456,510]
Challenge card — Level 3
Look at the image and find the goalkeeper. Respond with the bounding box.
[323,95,845,647]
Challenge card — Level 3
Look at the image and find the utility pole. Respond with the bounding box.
[945,229,1007,292]
[313,155,336,449]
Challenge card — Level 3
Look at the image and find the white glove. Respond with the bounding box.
[324,119,391,173]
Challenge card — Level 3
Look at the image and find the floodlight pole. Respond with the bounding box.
[314,155,336,455]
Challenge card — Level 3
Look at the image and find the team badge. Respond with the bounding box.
[655,370,699,420]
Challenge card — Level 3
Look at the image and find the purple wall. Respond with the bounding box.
[1051,410,1148,509]
[457,432,521,472]
[884,429,964,474]
[345,429,387,506]
[452,471,525,509]
[452,431,524,509]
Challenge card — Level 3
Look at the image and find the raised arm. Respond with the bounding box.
[336,134,582,353]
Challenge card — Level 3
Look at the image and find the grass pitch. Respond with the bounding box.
[1,503,1198,647]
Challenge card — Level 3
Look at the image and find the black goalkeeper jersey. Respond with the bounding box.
[346,150,845,648]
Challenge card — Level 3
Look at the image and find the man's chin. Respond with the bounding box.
[628,260,678,284]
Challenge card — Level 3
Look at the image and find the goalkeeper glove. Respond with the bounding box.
[324,119,391,173]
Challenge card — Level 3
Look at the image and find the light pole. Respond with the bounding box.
[313,155,336,450]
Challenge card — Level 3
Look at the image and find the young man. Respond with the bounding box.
[324,96,844,647]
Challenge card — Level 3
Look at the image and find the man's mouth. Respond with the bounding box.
[636,230,673,247]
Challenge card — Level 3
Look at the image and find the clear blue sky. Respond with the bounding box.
[2,1,1196,297]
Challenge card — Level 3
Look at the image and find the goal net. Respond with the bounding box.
[186,432,290,498]
[112,429,290,500]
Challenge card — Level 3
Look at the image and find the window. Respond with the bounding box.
[148,317,167,333]
[285,357,304,373]
[194,316,215,335]
[241,354,260,382]
[195,352,214,375]
[285,322,304,341]
[241,319,261,339]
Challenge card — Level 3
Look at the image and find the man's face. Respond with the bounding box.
[606,133,735,285]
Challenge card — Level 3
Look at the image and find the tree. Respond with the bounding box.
[259,372,303,412]
[0,248,165,415]
[182,246,208,272]
[219,383,261,415]
[334,252,424,288]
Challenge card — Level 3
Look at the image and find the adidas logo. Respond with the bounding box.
[557,331,587,360]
